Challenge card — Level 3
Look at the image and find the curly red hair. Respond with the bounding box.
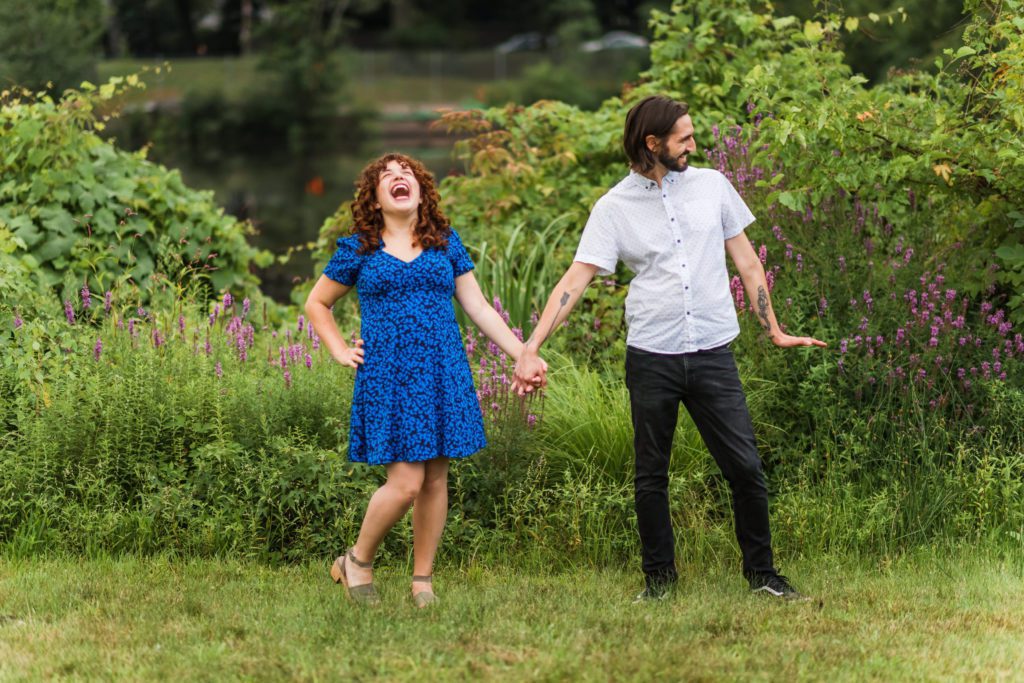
[350,153,450,255]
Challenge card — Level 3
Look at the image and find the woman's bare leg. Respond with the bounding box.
[411,457,450,596]
[346,461,425,586]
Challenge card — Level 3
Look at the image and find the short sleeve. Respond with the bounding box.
[574,197,619,276]
[719,172,756,240]
[323,236,362,286]
[447,228,475,277]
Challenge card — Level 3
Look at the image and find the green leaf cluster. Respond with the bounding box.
[0,76,269,308]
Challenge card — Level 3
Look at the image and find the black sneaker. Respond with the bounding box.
[633,580,676,603]
[749,573,809,601]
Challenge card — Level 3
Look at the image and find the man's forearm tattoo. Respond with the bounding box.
[525,291,573,352]
[543,291,571,339]
[756,285,774,337]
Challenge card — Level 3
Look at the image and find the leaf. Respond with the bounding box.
[803,20,824,42]
[778,191,803,211]
[844,17,859,32]
[868,12,880,22]
[772,16,797,30]
[955,46,977,59]
[932,163,952,183]
[33,236,75,263]
[995,244,1024,262]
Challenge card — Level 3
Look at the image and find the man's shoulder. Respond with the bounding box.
[591,176,634,213]
[679,166,724,185]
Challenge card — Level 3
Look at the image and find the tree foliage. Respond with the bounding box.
[0,0,105,93]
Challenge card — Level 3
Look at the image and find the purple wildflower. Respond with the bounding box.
[178,315,186,335]
[104,291,112,315]
[527,414,537,429]
[757,244,767,264]
[93,337,102,360]
[223,292,233,309]
[730,276,745,310]
[13,313,23,330]
[284,370,292,389]
[80,285,91,309]
[64,300,75,325]
[215,362,223,378]
[305,354,313,369]
[242,298,251,318]
[297,315,305,333]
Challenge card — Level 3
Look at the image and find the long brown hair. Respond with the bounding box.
[623,95,689,172]
[350,152,450,255]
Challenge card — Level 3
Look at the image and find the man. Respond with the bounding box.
[513,95,826,601]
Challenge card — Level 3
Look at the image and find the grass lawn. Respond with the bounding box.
[1,549,1021,681]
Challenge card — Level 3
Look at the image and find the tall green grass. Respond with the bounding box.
[466,213,579,328]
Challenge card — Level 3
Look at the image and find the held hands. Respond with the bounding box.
[512,348,548,396]
[334,338,365,368]
[772,333,827,348]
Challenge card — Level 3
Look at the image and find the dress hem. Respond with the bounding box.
[347,441,487,466]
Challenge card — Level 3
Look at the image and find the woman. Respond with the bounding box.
[305,153,543,607]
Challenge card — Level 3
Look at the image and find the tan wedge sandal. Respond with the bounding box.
[412,575,437,608]
[330,547,380,606]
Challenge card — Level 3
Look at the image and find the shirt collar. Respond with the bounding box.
[629,169,679,192]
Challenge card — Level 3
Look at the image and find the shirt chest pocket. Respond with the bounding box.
[677,198,722,235]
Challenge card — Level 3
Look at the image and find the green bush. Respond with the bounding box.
[0,77,270,306]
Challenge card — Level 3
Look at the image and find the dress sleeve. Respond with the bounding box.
[446,228,475,277]
[323,236,362,286]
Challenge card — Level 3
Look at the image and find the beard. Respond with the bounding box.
[658,149,688,172]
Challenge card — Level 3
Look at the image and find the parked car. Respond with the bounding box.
[495,32,546,54]
[580,31,649,53]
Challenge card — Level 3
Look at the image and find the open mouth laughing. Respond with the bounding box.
[389,180,412,200]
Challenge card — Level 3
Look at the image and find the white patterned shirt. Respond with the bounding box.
[574,167,755,354]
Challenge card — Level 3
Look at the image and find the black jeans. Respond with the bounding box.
[625,344,776,586]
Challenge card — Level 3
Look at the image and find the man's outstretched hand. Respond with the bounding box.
[772,333,827,348]
[512,349,548,396]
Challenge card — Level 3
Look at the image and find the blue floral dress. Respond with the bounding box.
[323,228,487,465]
